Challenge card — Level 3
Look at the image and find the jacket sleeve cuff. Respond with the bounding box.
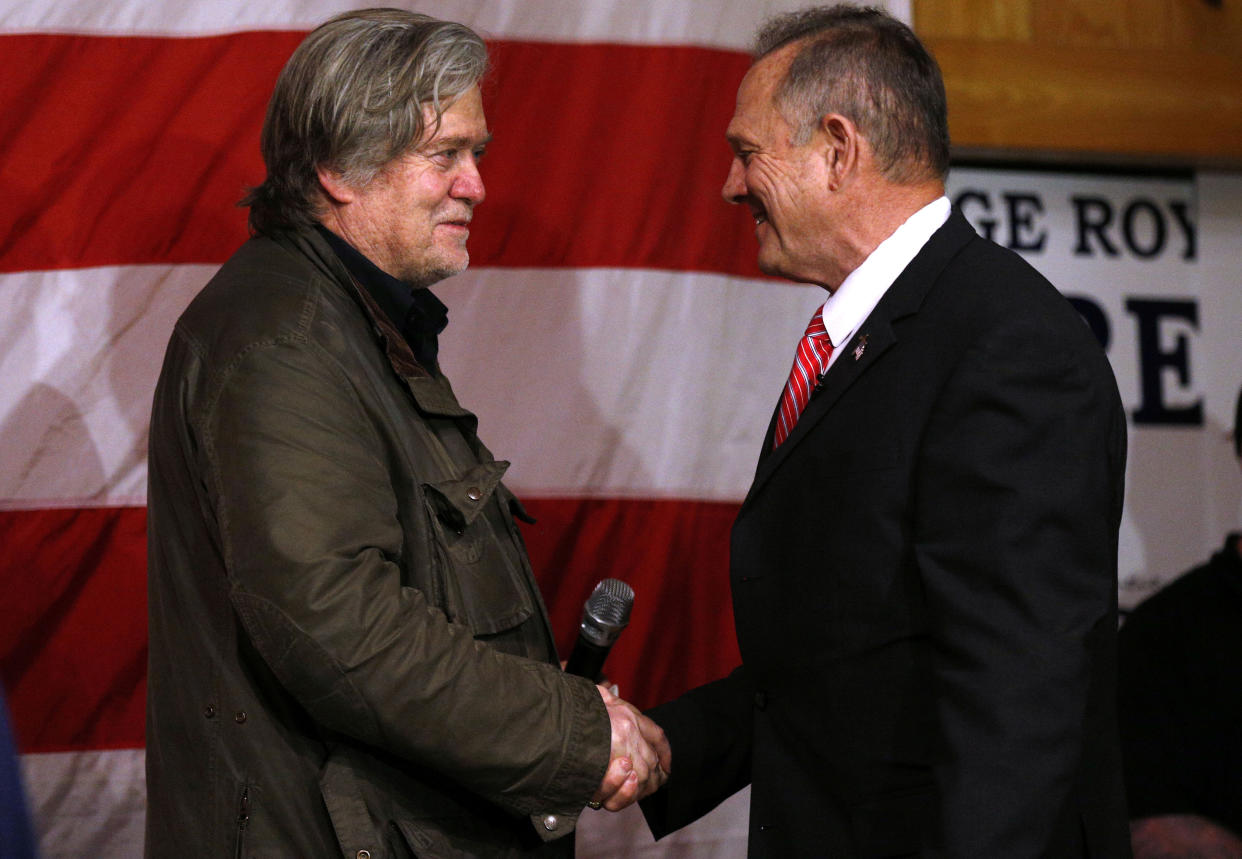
[640,668,754,839]
[526,673,610,841]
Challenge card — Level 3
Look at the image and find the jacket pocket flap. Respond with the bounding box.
[318,750,380,857]
[423,461,510,531]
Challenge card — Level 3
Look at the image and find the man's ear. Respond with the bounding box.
[820,113,859,192]
[316,165,355,205]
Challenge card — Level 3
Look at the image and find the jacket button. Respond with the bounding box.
[233,711,247,724]
[203,705,216,719]
[356,852,371,859]
[542,814,559,831]
[466,487,482,502]
[754,691,767,710]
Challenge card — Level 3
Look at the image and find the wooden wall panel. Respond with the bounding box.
[1164,1,1242,56]
[913,0,1242,166]
[914,0,1032,41]
[1032,1,1173,50]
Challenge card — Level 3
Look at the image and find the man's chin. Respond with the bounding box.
[756,250,792,282]
[406,253,470,288]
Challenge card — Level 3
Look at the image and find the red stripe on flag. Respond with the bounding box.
[481,42,759,278]
[0,497,739,751]
[0,506,148,754]
[523,496,742,712]
[1,34,762,278]
[0,32,292,274]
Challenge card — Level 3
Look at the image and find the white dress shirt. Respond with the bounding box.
[818,195,951,371]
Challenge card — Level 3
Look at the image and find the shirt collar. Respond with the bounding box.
[316,225,448,370]
[819,196,951,350]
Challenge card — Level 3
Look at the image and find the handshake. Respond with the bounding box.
[590,684,671,811]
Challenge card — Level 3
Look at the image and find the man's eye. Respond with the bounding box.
[472,147,487,161]
[437,149,458,161]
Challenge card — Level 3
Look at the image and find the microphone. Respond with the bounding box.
[564,579,634,683]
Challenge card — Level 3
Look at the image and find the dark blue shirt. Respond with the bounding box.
[317,225,448,372]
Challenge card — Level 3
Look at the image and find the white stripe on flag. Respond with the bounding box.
[21,748,146,859]
[0,264,211,510]
[0,264,822,508]
[441,267,820,500]
[0,0,909,43]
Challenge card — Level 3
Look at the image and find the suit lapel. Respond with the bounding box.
[741,209,978,512]
[745,315,898,506]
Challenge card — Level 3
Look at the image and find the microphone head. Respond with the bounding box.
[580,579,634,647]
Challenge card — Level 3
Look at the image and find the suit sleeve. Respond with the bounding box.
[640,666,755,838]
[913,312,1125,857]
[197,333,608,819]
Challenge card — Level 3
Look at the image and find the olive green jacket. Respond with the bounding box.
[145,228,609,858]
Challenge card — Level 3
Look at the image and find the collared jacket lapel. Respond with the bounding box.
[743,210,979,512]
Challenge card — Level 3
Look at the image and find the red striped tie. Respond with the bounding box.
[773,309,834,448]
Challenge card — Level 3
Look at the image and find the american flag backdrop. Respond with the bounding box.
[1,1,913,854]
[5,1,1242,856]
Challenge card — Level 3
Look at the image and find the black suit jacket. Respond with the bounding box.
[644,211,1131,858]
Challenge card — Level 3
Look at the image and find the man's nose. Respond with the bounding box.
[721,158,746,205]
[453,158,486,204]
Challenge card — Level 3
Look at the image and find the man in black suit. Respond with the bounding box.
[641,5,1130,857]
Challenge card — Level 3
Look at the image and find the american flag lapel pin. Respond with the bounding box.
[853,333,869,361]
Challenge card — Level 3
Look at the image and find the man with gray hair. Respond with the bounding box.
[641,5,1129,856]
[145,9,666,857]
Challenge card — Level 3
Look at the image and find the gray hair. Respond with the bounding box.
[243,8,488,236]
[754,4,949,183]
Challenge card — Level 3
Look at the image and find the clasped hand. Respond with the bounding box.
[590,684,670,811]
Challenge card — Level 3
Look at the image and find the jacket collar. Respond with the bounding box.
[277,228,476,425]
[315,225,448,372]
[742,208,978,511]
